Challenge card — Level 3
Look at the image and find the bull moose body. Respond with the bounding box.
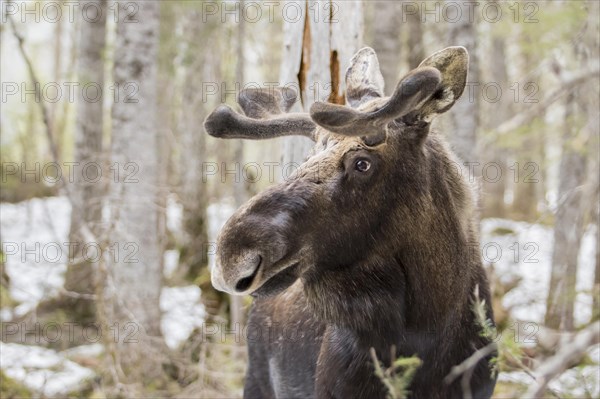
[205,47,497,398]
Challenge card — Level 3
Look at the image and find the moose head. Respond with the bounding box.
[206,46,471,299]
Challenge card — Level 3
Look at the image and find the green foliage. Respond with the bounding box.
[490,226,516,236]
[0,370,32,399]
[0,163,57,203]
[473,291,496,341]
[471,287,500,379]
[370,347,422,399]
[491,1,588,57]
[0,284,15,308]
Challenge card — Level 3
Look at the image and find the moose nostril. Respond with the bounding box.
[235,275,254,292]
[234,254,262,293]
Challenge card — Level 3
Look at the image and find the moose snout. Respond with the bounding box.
[212,249,263,294]
[211,200,298,295]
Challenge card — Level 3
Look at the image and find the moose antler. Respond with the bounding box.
[204,87,316,140]
[310,67,442,136]
[309,46,469,137]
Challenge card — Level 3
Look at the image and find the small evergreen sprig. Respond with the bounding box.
[472,284,500,378]
[370,346,422,399]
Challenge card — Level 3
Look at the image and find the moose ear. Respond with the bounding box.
[345,47,386,108]
[406,46,469,122]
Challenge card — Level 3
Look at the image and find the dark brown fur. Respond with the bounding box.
[205,47,497,399]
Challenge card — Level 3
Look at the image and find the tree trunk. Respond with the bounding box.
[544,3,597,330]
[62,0,107,324]
[446,0,479,164]
[230,0,247,330]
[280,0,363,166]
[372,2,400,93]
[511,35,540,221]
[109,0,165,384]
[405,1,424,69]
[177,8,229,337]
[593,190,600,322]
[545,91,587,331]
[482,33,508,218]
[51,1,64,159]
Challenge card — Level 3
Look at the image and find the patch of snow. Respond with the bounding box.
[207,199,236,270]
[163,249,180,278]
[0,196,221,349]
[166,194,183,235]
[160,285,205,350]
[480,218,596,327]
[497,369,531,386]
[549,363,599,397]
[0,342,95,396]
[500,363,599,398]
[0,197,71,317]
[61,343,104,359]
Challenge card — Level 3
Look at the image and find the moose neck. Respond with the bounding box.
[301,205,479,348]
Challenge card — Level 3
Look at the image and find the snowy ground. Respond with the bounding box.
[0,342,100,396]
[480,218,596,325]
[0,196,597,395]
[497,346,600,397]
[0,196,225,394]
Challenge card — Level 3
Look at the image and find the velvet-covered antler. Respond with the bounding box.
[204,87,316,141]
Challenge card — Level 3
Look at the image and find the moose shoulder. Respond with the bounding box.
[204,47,497,399]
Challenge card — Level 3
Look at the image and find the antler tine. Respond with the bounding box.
[204,105,316,140]
[204,87,317,141]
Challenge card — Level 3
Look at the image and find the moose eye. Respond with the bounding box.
[354,159,371,172]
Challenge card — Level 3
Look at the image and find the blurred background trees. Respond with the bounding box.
[1,1,598,397]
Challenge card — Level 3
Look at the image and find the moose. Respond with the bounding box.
[204,47,497,398]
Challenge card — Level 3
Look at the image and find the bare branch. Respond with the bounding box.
[58,288,97,300]
[7,8,98,246]
[444,343,497,386]
[6,10,59,164]
[493,65,600,136]
[523,323,600,398]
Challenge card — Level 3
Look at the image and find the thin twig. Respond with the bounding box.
[490,65,600,137]
[444,343,497,386]
[370,347,397,399]
[7,7,98,245]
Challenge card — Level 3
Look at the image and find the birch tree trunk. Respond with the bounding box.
[545,91,587,331]
[109,0,165,382]
[62,0,107,323]
[280,0,363,166]
[180,10,210,283]
[405,1,424,69]
[177,8,229,335]
[372,1,400,94]
[512,35,540,221]
[51,1,64,158]
[446,0,479,164]
[230,0,247,329]
[593,190,600,322]
[482,33,508,218]
[545,12,596,329]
